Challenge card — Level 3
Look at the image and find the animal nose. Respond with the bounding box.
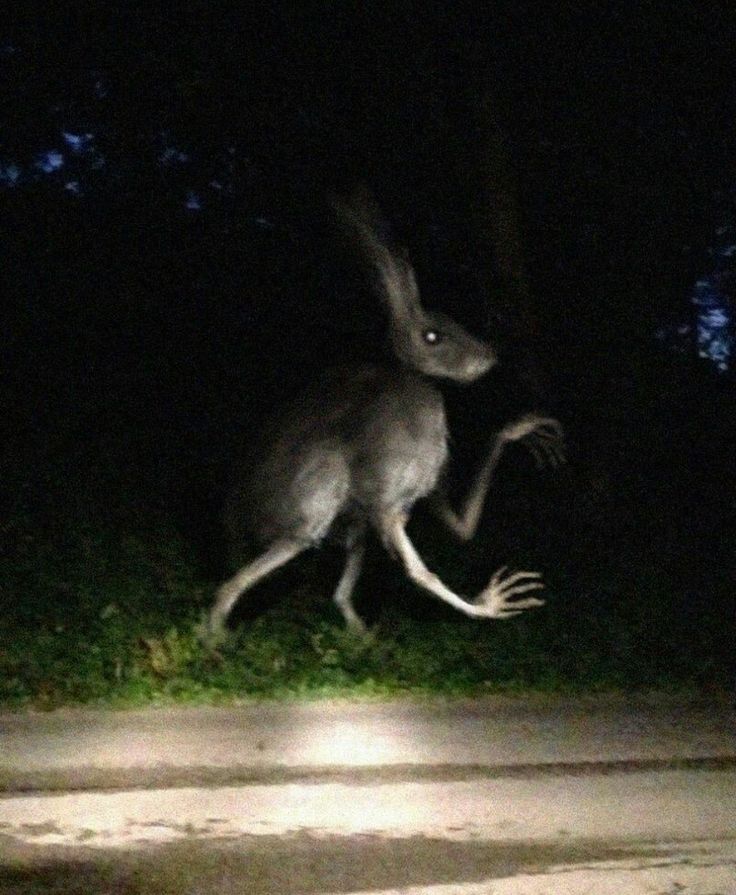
[467,352,495,379]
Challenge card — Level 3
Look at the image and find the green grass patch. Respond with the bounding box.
[1,499,730,710]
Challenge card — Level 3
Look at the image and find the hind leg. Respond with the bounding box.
[212,446,350,637]
[333,536,367,634]
[209,537,308,635]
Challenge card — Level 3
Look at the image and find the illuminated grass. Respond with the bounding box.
[0,505,729,709]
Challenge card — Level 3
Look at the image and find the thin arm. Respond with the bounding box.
[431,434,508,542]
[381,512,544,620]
[432,414,565,542]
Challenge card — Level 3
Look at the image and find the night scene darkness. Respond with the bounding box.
[3,2,736,699]
[1,5,736,890]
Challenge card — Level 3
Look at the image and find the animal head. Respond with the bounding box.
[333,188,496,383]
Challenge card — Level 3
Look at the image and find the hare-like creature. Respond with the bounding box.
[209,191,564,636]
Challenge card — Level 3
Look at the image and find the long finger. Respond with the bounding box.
[535,438,566,464]
[497,570,543,586]
[527,443,547,468]
[504,596,546,609]
[501,581,546,597]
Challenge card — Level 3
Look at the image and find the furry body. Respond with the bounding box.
[225,364,448,548]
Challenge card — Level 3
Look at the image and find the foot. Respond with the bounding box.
[194,609,230,649]
[474,566,545,619]
[341,620,378,647]
[345,615,369,637]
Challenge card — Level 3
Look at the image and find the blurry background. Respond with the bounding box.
[1,3,734,704]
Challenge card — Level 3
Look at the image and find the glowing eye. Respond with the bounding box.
[423,329,441,344]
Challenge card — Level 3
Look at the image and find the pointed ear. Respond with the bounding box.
[331,187,421,322]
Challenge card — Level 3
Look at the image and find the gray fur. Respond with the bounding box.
[209,191,564,636]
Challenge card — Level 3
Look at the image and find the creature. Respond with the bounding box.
[208,191,564,637]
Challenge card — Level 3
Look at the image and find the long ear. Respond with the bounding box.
[331,186,421,322]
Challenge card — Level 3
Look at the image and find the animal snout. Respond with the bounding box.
[464,351,496,380]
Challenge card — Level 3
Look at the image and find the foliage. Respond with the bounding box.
[1,382,732,710]
[1,6,734,708]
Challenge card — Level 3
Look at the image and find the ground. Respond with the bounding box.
[1,694,734,893]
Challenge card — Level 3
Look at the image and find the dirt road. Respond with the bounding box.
[1,693,734,893]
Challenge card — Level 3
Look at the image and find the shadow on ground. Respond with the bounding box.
[0,831,663,894]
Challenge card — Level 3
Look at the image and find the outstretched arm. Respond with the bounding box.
[381,511,545,619]
[432,414,565,542]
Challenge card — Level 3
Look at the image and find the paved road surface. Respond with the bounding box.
[1,693,734,893]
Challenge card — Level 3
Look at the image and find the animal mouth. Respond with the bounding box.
[462,355,495,380]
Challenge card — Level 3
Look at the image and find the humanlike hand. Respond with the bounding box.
[473,566,546,619]
[500,414,566,469]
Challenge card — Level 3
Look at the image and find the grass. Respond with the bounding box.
[2,360,733,710]
[1,486,731,710]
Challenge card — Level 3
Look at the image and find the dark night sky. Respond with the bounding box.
[2,3,735,587]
